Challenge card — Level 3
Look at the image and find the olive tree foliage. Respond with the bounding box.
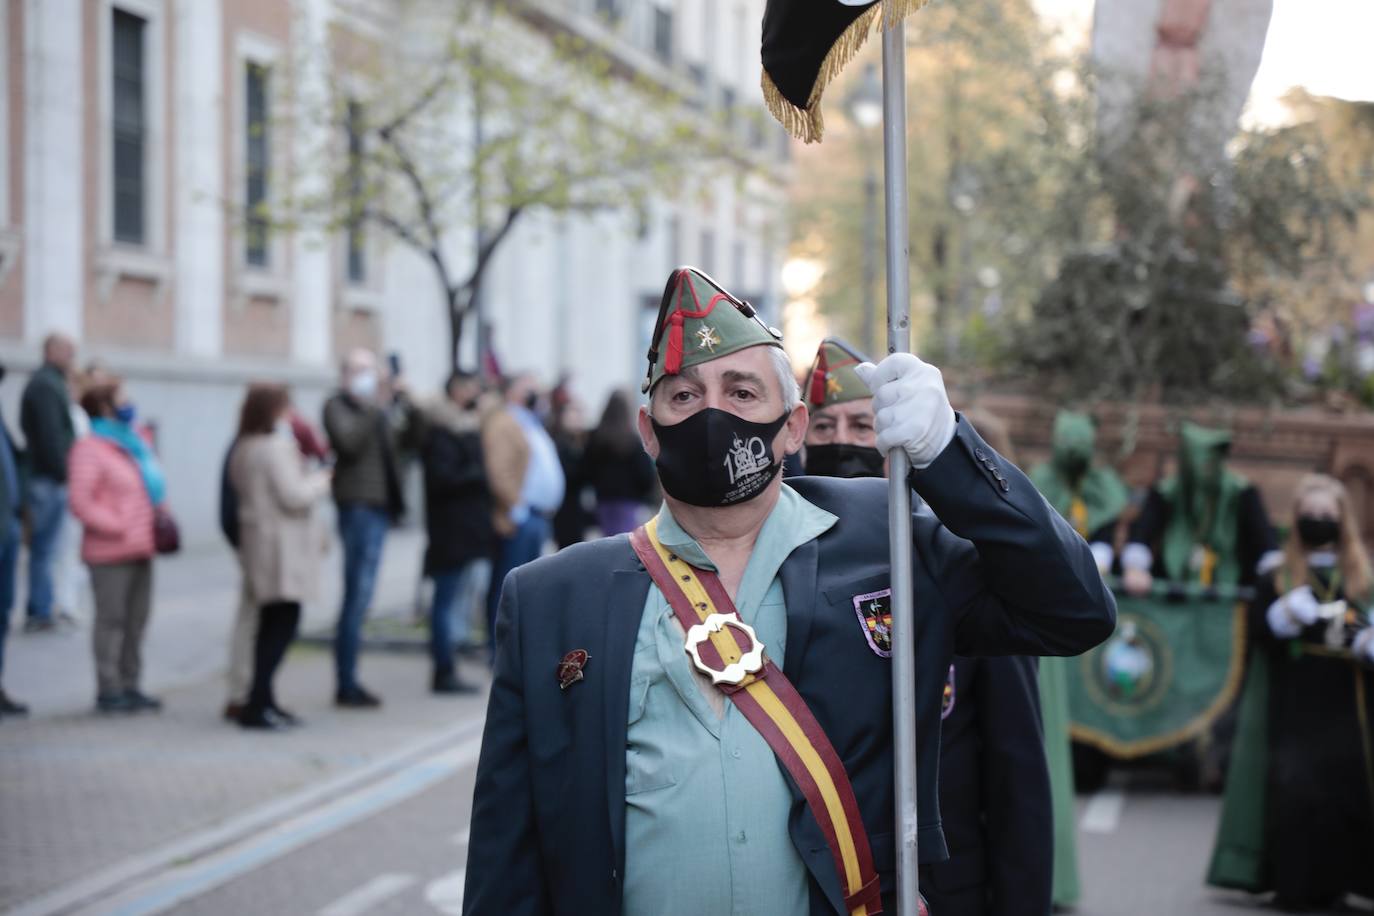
[273,0,736,365]
[1017,79,1369,405]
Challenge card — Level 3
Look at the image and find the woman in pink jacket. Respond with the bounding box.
[68,380,164,714]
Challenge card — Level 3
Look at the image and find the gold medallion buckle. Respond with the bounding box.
[683,613,766,686]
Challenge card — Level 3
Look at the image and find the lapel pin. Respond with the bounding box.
[557,649,590,690]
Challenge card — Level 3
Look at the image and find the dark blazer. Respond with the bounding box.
[922,655,1052,916]
[463,419,1115,916]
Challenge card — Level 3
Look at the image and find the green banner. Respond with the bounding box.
[1068,590,1246,759]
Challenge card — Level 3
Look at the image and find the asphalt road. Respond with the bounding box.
[67,746,1368,916]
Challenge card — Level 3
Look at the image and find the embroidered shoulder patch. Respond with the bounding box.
[852,588,893,658]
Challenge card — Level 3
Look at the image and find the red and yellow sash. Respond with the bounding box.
[630,518,883,916]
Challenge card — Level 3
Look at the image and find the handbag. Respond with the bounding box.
[153,505,181,555]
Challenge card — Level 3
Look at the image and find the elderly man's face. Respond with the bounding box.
[638,345,807,462]
[806,399,877,448]
[47,336,76,372]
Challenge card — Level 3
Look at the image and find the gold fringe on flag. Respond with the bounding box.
[761,0,932,144]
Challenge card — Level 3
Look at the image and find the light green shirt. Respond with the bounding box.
[622,485,838,916]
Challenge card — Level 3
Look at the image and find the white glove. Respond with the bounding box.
[1283,584,1321,626]
[1089,542,1115,575]
[1265,597,1303,638]
[854,353,957,471]
[1353,627,1374,665]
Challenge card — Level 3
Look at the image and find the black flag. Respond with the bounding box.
[761,0,927,143]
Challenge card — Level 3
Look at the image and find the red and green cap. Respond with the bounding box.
[805,337,871,408]
[643,266,784,393]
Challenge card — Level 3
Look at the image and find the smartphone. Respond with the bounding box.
[387,352,402,378]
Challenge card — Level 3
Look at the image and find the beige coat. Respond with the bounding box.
[478,398,529,538]
[230,433,332,605]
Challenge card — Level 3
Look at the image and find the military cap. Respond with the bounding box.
[805,336,871,408]
[643,267,783,392]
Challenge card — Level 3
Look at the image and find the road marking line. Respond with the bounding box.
[1080,787,1126,834]
[425,869,466,916]
[318,873,417,916]
[56,736,483,916]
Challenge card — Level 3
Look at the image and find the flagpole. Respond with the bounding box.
[880,15,921,915]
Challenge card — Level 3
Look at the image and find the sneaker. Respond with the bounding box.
[123,690,163,712]
[23,617,56,634]
[238,707,291,731]
[432,671,479,695]
[96,692,137,714]
[334,685,382,708]
[0,690,28,717]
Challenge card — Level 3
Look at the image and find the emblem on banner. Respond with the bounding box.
[556,649,590,690]
[852,588,893,658]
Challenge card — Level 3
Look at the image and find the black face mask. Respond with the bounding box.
[805,443,885,479]
[651,408,789,507]
[1296,516,1340,549]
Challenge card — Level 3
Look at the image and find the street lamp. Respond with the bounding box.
[845,63,883,355]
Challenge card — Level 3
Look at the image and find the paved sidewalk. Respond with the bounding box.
[0,646,492,912]
[0,525,497,913]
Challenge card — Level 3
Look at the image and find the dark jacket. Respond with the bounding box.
[462,418,1116,916]
[582,438,656,505]
[421,402,494,575]
[0,412,21,538]
[1129,485,1276,588]
[923,655,1053,916]
[20,364,75,483]
[220,440,239,548]
[322,392,416,518]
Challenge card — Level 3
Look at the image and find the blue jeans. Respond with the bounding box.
[25,478,67,621]
[429,559,488,674]
[0,518,19,677]
[485,514,549,661]
[335,504,389,693]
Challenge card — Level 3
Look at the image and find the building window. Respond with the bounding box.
[721,86,736,128]
[244,61,271,267]
[346,99,366,284]
[667,214,680,269]
[652,5,673,63]
[111,9,147,246]
[595,0,621,25]
[699,229,715,273]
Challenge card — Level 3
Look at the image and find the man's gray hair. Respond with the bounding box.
[768,346,800,411]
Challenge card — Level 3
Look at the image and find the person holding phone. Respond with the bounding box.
[322,348,420,708]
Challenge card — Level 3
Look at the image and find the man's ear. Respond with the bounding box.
[781,403,809,456]
[638,405,660,460]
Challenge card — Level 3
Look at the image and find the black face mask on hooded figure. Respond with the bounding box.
[805,443,885,479]
[651,407,790,507]
[1296,515,1341,550]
